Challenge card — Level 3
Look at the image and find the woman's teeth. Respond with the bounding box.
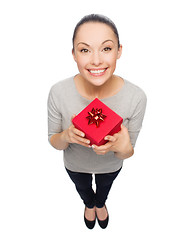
[89,69,106,74]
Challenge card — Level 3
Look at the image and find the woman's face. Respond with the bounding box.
[72,22,122,87]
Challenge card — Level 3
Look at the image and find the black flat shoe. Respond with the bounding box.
[84,207,96,229]
[96,205,109,229]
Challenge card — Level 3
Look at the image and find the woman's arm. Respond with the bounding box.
[50,130,69,150]
[114,142,134,160]
[50,117,91,150]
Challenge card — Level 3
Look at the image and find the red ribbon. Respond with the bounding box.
[86,108,106,127]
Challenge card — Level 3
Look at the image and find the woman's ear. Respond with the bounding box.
[117,44,123,59]
[72,49,77,62]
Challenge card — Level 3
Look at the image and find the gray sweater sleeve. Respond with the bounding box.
[47,87,62,143]
[127,91,147,148]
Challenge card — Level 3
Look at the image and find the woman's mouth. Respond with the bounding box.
[88,68,107,77]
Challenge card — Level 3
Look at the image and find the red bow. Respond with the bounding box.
[86,108,106,127]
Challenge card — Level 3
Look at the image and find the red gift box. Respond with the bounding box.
[72,98,123,146]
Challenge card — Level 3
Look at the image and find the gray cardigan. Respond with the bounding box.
[48,76,147,174]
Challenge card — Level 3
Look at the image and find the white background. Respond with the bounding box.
[0,0,194,239]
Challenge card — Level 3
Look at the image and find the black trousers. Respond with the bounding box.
[66,167,122,208]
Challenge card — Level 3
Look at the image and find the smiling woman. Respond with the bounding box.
[47,14,147,230]
[72,21,122,94]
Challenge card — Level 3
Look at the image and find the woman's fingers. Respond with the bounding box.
[104,135,117,142]
[68,124,90,147]
[72,126,85,138]
[73,134,90,145]
[92,134,119,155]
[71,133,90,147]
[92,141,113,154]
[71,114,76,122]
[73,138,91,148]
[71,115,85,137]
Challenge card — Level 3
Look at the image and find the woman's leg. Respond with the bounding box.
[66,168,95,208]
[95,168,122,208]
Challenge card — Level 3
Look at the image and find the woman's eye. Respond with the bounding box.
[103,47,112,52]
[80,49,89,53]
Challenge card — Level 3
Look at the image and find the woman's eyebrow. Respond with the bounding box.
[77,42,90,47]
[77,40,114,47]
[101,39,114,45]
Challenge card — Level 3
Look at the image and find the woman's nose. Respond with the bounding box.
[91,51,102,66]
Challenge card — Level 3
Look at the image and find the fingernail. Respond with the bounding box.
[87,140,90,144]
[92,145,95,149]
[81,133,85,137]
[104,137,108,140]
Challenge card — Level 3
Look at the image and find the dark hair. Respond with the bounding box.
[72,14,120,50]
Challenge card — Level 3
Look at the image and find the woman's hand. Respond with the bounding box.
[92,125,134,159]
[62,115,91,148]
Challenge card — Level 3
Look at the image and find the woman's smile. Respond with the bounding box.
[88,68,108,77]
